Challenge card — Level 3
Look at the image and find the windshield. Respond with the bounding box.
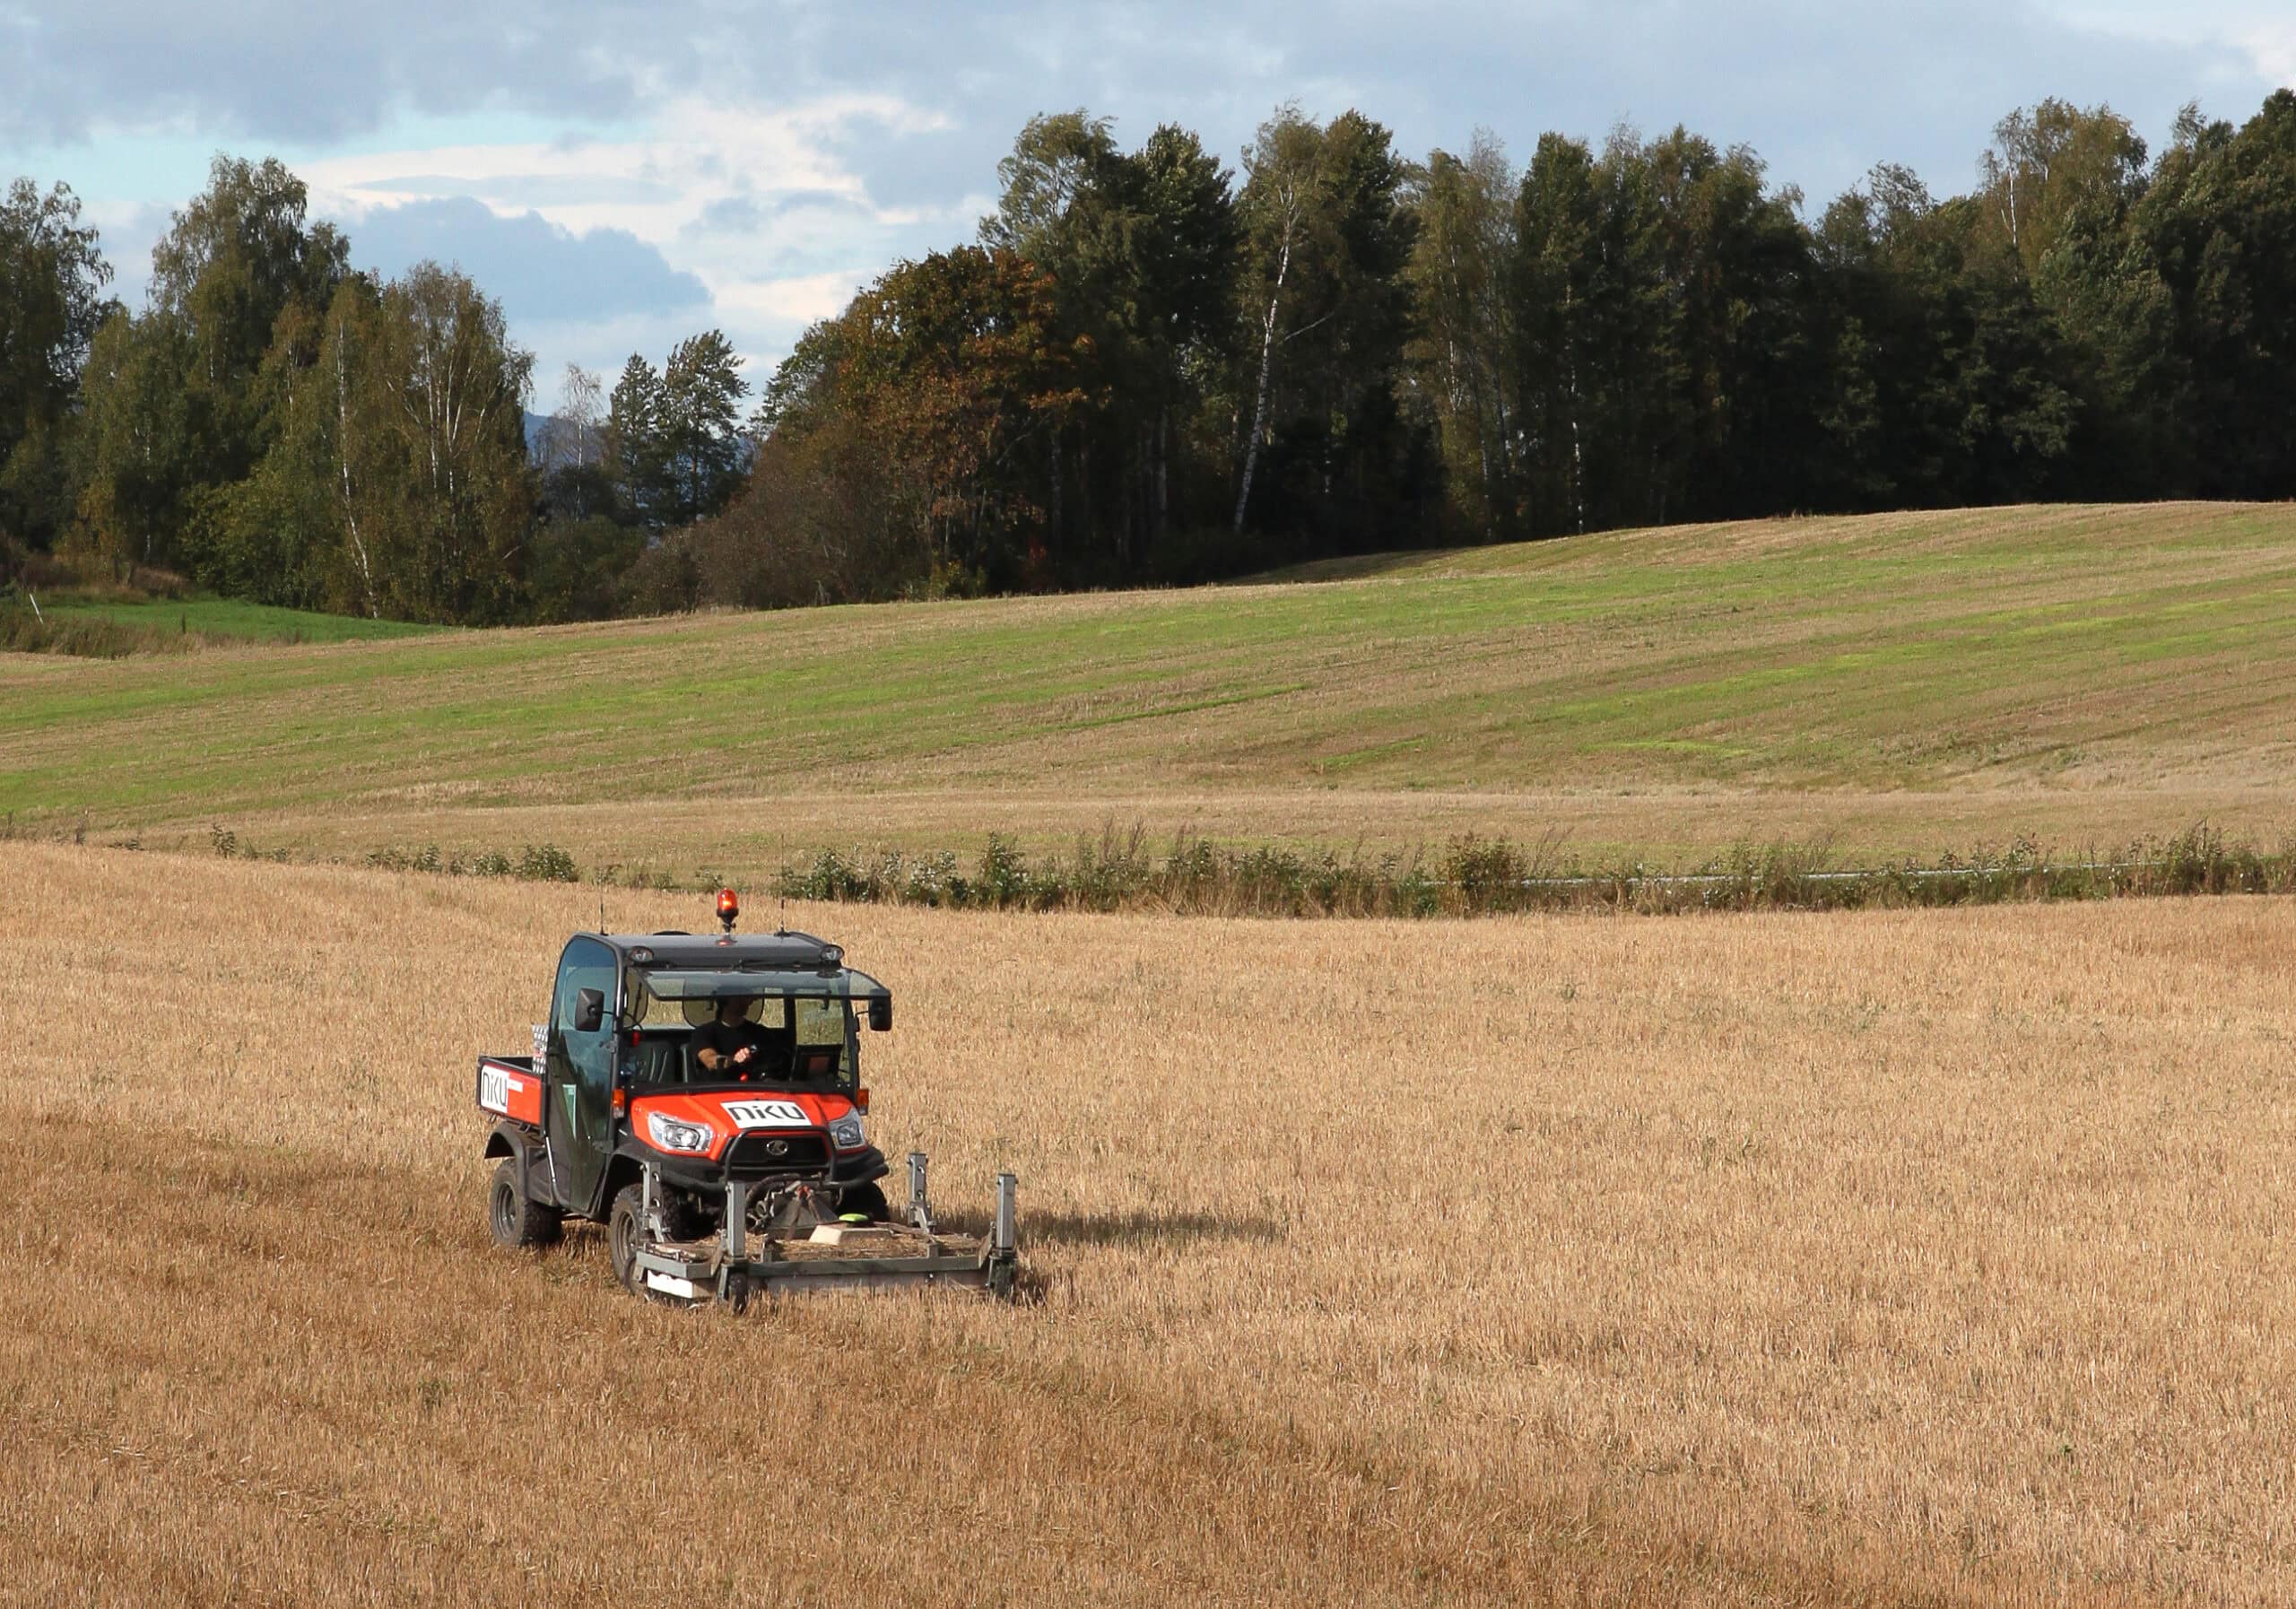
[621,968,865,1089]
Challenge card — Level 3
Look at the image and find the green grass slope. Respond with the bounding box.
[4,503,2292,873]
[38,596,439,644]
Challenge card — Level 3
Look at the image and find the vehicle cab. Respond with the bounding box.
[613,929,893,1202]
[481,919,893,1227]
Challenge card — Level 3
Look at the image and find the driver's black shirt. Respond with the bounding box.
[693,1019,775,1077]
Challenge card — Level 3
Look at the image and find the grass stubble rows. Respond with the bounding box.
[2,843,2289,1605]
[5,502,2296,876]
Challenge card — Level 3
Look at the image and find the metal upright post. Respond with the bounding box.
[994,1172,1017,1257]
[724,1178,746,1262]
[907,1152,929,1230]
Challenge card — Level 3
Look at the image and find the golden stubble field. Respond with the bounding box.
[3,842,2291,1606]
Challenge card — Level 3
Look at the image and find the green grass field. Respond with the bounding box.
[33,595,439,644]
[4,502,2292,878]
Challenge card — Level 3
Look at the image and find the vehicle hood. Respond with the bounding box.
[630,1088,857,1162]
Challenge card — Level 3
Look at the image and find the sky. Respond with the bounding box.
[3,1,2286,414]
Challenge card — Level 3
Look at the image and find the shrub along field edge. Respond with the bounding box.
[770,822,2296,917]
[15,817,2280,918]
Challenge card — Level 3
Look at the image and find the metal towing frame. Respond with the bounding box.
[631,1152,1019,1309]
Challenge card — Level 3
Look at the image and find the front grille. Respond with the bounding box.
[724,1129,831,1176]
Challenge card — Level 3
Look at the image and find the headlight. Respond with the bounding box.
[828,1112,865,1152]
[646,1111,715,1153]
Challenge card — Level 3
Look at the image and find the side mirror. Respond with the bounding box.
[867,997,892,1032]
[573,987,605,1034]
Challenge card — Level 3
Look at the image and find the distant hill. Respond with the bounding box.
[3,503,2290,874]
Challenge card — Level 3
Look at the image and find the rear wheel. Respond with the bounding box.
[489,1158,561,1249]
[837,1180,891,1222]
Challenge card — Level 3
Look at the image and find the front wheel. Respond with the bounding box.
[608,1183,648,1294]
[489,1158,561,1249]
[610,1183,703,1307]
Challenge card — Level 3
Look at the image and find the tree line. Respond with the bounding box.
[5,91,2296,623]
[0,157,756,623]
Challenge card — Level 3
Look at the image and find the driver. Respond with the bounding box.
[694,996,778,1080]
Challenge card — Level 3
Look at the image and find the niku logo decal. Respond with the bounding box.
[480,1064,517,1114]
[724,1099,808,1129]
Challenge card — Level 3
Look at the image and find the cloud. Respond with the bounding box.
[0,0,663,144]
[712,269,870,324]
[299,96,938,257]
[297,93,964,377]
[2235,22,2296,85]
[344,197,709,324]
[2051,2,2296,86]
[5,0,2284,396]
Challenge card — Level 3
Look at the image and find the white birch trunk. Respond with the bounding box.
[1564,288,1586,536]
[1234,223,1293,535]
[334,328,379,619]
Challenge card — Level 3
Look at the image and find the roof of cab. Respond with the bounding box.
[590,928,843,971]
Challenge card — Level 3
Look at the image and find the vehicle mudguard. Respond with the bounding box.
[830,1144,891,1189]
[483,1120,544,1200]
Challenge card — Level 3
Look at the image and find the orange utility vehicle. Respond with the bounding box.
[475,890,1018,1307]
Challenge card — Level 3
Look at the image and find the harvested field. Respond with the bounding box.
[4,841,2290,1605]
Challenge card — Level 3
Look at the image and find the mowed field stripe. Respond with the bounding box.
[4,503,2295,867]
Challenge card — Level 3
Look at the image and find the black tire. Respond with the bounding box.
[610,1183,703,1306]
[489,1157,561,1249]
[837,1180,891,1222]
[607,1183,647,1294]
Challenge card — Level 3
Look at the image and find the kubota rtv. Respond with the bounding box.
[475,890,1017,1306]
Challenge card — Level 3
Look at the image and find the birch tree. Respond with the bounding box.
[147,155,348,487]
[1232,108,1422,546]
[1405,133,1518,536]
[301,265,533,622]
[382,264,534,620]
[538,363,603,475]
[74,154,345,572]
[1232,107,1323,533]
[1978,100,2146,277]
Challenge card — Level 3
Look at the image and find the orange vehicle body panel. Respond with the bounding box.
[631,1089,858,1161]
[475,1058,545,1126]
